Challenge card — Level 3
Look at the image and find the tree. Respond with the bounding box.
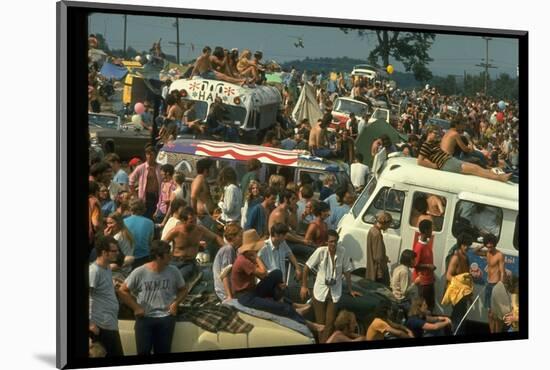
[341,28,436,82]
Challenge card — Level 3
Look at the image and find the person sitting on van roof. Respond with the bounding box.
[417,126,511,182]
[191,46,249,86]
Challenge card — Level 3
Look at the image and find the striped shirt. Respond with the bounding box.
[419,141,450,169]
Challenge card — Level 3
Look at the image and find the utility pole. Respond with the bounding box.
[123,15,127,59]
[169,18,184,64]
[475,37,497,95]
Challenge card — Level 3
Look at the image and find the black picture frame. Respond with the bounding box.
[57,1,528,368]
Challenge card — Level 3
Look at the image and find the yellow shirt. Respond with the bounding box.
[366,318,391,341]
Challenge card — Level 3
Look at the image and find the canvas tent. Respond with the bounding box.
[292,83,323,126]
[99,62,129,80]
[355,119,408,167]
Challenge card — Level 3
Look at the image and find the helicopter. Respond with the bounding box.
[288,35,304,48]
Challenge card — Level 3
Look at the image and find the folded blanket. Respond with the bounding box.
[224,299,313,338]
[178,293,253,334]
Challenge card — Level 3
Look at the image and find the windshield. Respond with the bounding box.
[191,101,209,121]
[372,109,388,121]
[221,104,247,124]
[88,114,119,129]
[334,99,370,116]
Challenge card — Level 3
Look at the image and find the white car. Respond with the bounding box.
[350,64,378,80]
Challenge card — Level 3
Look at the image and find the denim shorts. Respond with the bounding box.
[441,157,464,174]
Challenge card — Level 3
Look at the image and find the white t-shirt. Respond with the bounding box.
[350,162,370,188]
[305,245,352,303]
[161,217,181,240]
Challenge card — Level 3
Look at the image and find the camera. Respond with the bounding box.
[325,278,336,286]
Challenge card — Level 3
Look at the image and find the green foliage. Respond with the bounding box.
[429,72,518,99]
[341,28,436,82]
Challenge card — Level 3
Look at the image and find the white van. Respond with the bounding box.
[169,78,281,132]
[337,150,519,324]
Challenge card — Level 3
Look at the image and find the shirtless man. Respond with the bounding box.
[191,46,248,85]
[268,190,309,245]
[166,95,184,125]
[191,158,215,214]
[440,120,473,156]
[473,234,505,333]
[418,126,510,182]
[446,233,473,335]
[441,120,488,167]
[163,206,223,281]
[308,117,334,158]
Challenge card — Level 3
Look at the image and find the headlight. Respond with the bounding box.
[156,151,167,165]
[89,133,98,145]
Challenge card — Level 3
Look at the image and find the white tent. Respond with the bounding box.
[292,82,323,126]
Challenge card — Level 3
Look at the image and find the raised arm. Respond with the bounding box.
[199,225,224,247]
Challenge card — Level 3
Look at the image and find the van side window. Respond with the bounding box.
[452,201,503,241]
[362,187,405,229]
[409,192,447,232]
[352,176,377,218]
[298,171,325,194]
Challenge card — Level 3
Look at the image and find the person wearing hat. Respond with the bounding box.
[231,230,309,324]
[366,211,392,286]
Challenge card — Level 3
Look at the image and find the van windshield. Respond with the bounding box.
[334,99,370,117]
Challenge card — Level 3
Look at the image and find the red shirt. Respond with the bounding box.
[231,254,257,294]
[413,234,435,285]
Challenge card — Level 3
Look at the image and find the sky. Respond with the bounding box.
[89,13,519,78]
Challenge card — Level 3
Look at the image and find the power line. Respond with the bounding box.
[475,37,497,94]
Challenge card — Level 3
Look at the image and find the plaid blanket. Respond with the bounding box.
[179,293,254,334]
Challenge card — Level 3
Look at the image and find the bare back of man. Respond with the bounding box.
[268,207,288,232]
[441,128,472,156]
[309,126,324,150]
[167,104,184,122]
[191,174,215,214]
[192,54,212,76]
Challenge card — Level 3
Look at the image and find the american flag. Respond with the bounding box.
[194,141,299,166]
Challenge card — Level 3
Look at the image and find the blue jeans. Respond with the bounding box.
[238,270,306,324]
[312,148,333,158]
[451,297,469,335]
[135,316,176,355]
[171,258,199,282]
[459,150,487,168]
[144,192,158,220]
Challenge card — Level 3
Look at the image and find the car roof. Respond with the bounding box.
[380,156,518,207]
[335,97,370,106]
[88,112,118,118]
[159,139,346,172]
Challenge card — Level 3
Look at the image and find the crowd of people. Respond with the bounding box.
[88,41,520,357]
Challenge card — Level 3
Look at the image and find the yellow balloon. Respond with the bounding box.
[386,65,394,74]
